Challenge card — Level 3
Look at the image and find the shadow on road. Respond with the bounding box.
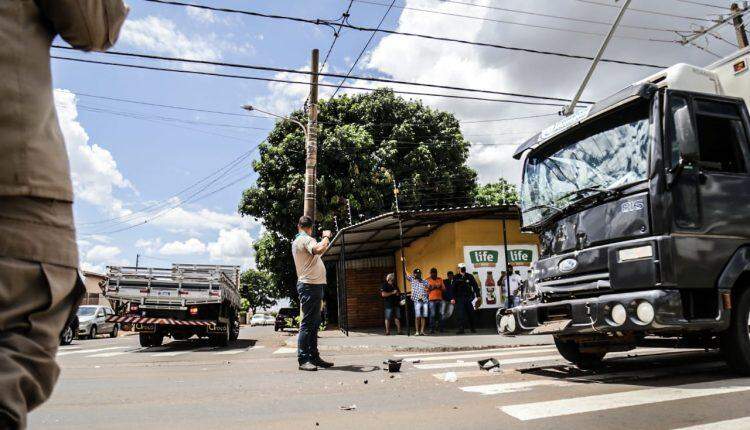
[134,338,258,352]
[328,364,382,373]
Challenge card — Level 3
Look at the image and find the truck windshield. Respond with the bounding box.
[521,101,651,227]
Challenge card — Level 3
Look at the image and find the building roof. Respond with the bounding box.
[323,205,519,261]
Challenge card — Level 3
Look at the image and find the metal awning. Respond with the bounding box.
[323,205,519,262]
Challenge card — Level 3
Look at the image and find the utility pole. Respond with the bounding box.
[303,49,320,224]
[135,253,140,269]
[732,3,749,48]
[394,181,411,337]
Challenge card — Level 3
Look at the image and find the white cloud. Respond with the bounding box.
[151,199,261,234]
[357,0,725,185]
[250,65,335,118]
[207,228,255,269]
[120,16,253,70]
[159,238,207,255]
[55,89,134,217]
[85,245,122,262]
[186,7,219,24]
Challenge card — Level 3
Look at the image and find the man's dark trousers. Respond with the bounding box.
[455,297,476,331]
[297,282,324,364]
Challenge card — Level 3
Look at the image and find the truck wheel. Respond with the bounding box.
[720,287,750,375]
[554,337,606,369]
[209,326,230,347]
[139,332,153,347]
[230,318,240,342]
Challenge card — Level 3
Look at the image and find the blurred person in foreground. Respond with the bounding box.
[291,216,334,371]
[0,2,128,428]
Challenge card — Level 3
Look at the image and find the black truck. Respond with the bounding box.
[499,50,750,374]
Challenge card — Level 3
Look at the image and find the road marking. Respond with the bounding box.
[273,347,297,354]
[413,348,688,370]
[394,345,554,358]
[87,351,130,358]
[500,378,750,421]
[151,350,197,357]
[462,379,572,395]
[672,417,750,429]
[58,346,82,351]
[57,347,127,356]
[214,345,266,355]
[403,348,557,363]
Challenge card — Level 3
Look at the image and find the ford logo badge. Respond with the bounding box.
[558,258,578,273]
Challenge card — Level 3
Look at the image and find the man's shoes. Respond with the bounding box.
[312,357,334,368]
[298,362,318,371]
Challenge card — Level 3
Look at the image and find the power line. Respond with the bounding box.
[671,0,728,11]
[350,0,679,42]
[570,0,715,21]
[425,0,692,32]
[53,45,587,104]
[332,0,397,98]
[139,0,667,69]
[321,0,354,69]
[51,55,580,106]
[461,113,558,123]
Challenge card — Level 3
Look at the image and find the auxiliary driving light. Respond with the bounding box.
[189,306,199,316]
[636,301,655,324]
[611,304,627,326]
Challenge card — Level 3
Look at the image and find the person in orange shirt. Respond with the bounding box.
[426,268,446,334]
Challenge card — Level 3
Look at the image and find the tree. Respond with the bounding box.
[239,89,478,301]
[240,269,279,313]
[473,179,519,206]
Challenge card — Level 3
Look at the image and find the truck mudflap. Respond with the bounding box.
[498,289,730,336]
[106,315,217,326]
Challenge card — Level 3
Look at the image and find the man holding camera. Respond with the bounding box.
[291,216,334,371]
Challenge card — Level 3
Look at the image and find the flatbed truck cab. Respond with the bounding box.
[500,48,750,373]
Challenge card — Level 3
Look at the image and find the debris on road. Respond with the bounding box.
[383,358,403,373]
[443,372,458,382]
[478,358,500,371]
[339,405,357,411]
[363,379,368,384]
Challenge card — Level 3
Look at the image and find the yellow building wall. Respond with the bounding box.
[395,219,539,290]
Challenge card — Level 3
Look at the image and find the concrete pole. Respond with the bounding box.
[732,3,749,48]
[303,49,320,225]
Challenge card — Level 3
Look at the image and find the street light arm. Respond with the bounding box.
[242,104,308,136]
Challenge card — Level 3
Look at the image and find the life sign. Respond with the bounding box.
[469,250,499,268]
[507,249,533,266]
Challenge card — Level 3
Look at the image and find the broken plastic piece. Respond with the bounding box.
[383,358,403,373]
[339,405,357,411]
[478,358,500,371]
[443,372,458,382]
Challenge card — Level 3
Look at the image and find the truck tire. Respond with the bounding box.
[554,337,606,369]
[139,332,164,347]
[721,287,750,375]
[230,317,240,342]
[209,325,230,347]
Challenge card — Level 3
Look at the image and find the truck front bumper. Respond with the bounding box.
[498,289,728,336]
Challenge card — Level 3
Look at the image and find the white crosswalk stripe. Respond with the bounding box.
[57,346,127,356]
[57,346,82,351]
[151,350,198,357]
[403,347,558,363]
[273,347,297,354]
[672,417,750,430]
[87,351,131,358]
[394,345,553,358]
[500,378,750,421]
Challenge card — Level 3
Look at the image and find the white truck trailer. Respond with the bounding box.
[104,264,242,347]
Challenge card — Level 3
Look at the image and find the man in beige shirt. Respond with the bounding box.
[291,216,334,371]
[0,2,128,428]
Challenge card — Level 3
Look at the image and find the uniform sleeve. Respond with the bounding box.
[36,0,129,51]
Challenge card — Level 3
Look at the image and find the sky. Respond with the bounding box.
[51,0,740,273]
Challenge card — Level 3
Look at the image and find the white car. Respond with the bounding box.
[250,314,269,326]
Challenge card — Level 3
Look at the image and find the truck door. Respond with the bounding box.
[667,91,750,288]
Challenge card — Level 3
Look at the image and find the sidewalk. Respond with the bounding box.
[284,328,554,353]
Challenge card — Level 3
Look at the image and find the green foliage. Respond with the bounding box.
[239,89,479,301]
[240,298,250,312]
[240,269,279,312]
[473,178,519,206]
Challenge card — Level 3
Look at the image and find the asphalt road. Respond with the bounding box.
[29,326,750,430]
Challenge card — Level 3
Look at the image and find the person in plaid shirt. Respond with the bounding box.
[407,268,429,336]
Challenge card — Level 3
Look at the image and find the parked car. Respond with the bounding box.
[60,313,78,345]
[77,305,119,339]
[274,308,299,332]
[250,314,271,326]
[264,314,275,325]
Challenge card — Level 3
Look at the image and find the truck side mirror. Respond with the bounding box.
[671,96,700,166]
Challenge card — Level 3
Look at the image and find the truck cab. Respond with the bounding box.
[500,49,750,373]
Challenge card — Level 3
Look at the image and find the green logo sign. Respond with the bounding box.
[507,249,533,265]
[469,250,499,268]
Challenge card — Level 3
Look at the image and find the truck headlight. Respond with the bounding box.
[611,304,627,326]
[636,301,655,324]
[618,245,653,263]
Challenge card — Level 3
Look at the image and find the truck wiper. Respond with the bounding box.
[522,204,563,215]
[557,186,607,202]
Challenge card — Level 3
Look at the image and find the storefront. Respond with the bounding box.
[323,206,539,332]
